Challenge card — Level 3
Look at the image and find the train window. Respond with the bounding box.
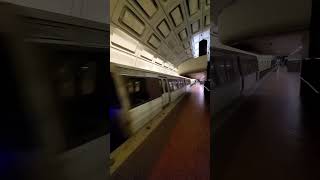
[225,59,233,81]
[170,80,174,91]
[128,81,134,93]
[245,60,249,75]
[215,57,227,84]
[55,62,76,97]
[125,77,148,108]
[163,80,168,92]
[228,57,239,81]
[123,76,163,108]
[233,58,240,78]
[176,80,178,89]
[171,80,175,90]
[146,78,162,100]
[173,80,175,90]
[135,81,140,92]
[159,79,163,93]
[168,81,172,91]
[170,79,178,91]
[79,62,96,95]
[51,59,108,152]
[174,80,178,90]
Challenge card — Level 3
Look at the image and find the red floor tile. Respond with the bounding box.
[148,84,210,180]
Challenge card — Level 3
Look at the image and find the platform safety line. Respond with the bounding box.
[110,94,186,175]
[300,77,319,94]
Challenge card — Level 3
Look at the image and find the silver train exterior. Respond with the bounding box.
[210,48,276,123]
[110,62,195,151]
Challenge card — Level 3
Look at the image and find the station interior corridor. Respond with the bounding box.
[214,67,320,180]
[112,84,210,179]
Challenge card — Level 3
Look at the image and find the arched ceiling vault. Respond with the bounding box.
[111,0,210,67]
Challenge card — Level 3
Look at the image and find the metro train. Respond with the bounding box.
[210,48,274,119]
[110,62,195,152]
[0,4,109,179]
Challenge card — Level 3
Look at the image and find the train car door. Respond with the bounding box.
[110,72,127,152]
[160,78,170,107]
[167,78,172,103]
[237,56,244,93]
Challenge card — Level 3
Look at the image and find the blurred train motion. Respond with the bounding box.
[110,62,195,152]
[0,2,108,180]
[211,48,278,119]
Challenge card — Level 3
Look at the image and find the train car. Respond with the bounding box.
[271,58,277,67]
[286,58,301,72]
[211,48,259,115]
[110,62,192,152]
[0,4,109,179]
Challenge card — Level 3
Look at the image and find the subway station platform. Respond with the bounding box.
[214,67,320,180]
[112,84,210,180]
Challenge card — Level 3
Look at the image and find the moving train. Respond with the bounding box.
[110,62,195,152]
[0,4,108,179]
[210,48,275,120]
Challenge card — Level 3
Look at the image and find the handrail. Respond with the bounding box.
[203,85,211,92]
[300,77,319,94]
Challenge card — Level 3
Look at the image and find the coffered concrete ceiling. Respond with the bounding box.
[110,0,210,66]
